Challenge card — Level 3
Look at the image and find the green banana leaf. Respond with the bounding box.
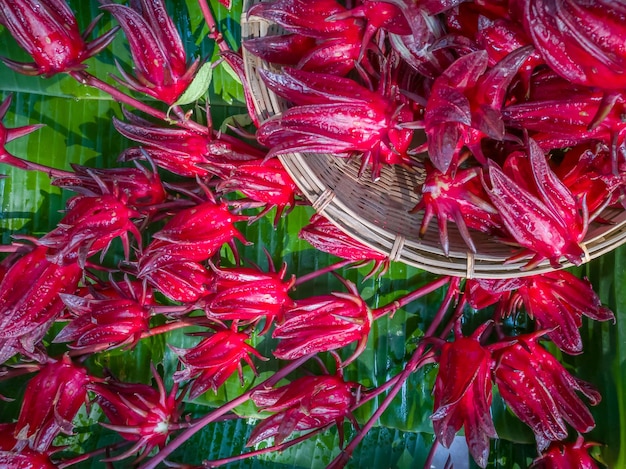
[0,1,624,468]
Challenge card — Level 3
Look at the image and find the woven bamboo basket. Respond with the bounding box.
[240,0,626,279]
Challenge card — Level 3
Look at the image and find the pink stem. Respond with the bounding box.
[328,278,461,467]
[293,259,354,286]
[197,0,231,53]
[423,438,440,469]
[139,355,312,469]
[0,151,74,178]
[69,71,210,135]
[205,425,331,467]
[67,319,207,357]
[329,343,435,468]
[372,276,451,319]
[57,441,132,469]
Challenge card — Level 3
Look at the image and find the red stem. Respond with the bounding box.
[69,71,210,135]
[139,355,312,469]
[57,441,132,469]
[0,151,74,177]
[328,278,461,467]
[293,259,354,286]
[67,319,207,358]
[372,276,451,319]
[197,0,231,54]
[204,424,331,467]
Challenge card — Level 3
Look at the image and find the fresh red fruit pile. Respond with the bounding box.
[0,1,622,468]
[246,0,626,271]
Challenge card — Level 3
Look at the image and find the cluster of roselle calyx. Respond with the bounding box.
[430,270,615,467]
[0,0,453,466]
[0,0,619,468]
[246,0,626,270]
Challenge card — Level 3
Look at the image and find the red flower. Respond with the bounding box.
[0,0,117,76]
[51,161,167,213]
[137,257,213,303]
[412,163,503,255]
[491,334,600,450]
[216,159,299,225]
[257,67,414,180]
[88,367,184,462]
[299,214,388,277]
[273,281,371,365]
[172,329,265,399]
[14,355,90,452]
[483,139,588,269]
[248,375,360,446]
[145,201,247,262]
[432,330,496,468]
[0,246,82,364]
[530,435,600,469]
[204,262,296,326]
[54,292,150,351]
[101,0,199,104]
[512,0,626,91]
[39,194,141,266]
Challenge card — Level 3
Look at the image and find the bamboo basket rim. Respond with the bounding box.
[240,0,626,279]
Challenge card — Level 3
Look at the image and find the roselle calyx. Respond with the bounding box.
[101,0,200,104]
[0,0,117,76]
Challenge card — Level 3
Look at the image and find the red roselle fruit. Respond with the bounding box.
[101,0,200,104]
[0,246,82,365]
[216,158,299,225]
[0,0,117,76]
[88,367,185,462]
[0,423,57,469]
[14,355,90,452]
[512,0,626,91]
[299,214,389,277]
[203,262,296,327]
[245,0,362,76]
[490,334,601,451]
[38,193,142,266]
[411,162,503,255]
[257,67,414,180]
[247,374,360,447]
[51,161,168,212]
[145,201,248,262]
[483,139,589,269]
[54,291,151,351]
[432,328,496,468]
[272,280,372,366]
[172,328,265,399]
[468,270,615,355]
[530,435,601,469]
